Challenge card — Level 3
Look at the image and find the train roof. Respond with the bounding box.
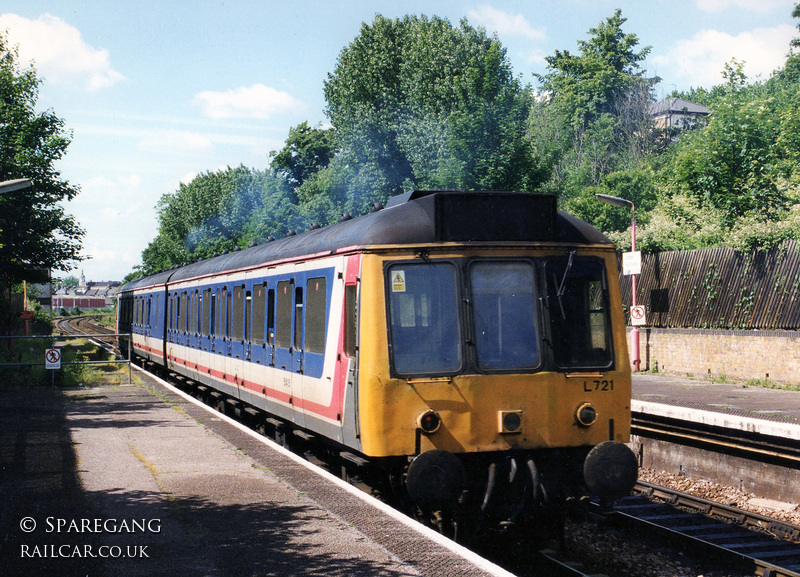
[120,190,612,292]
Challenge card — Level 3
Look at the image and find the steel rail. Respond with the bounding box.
[631,412,800,468]
[600,482,800,577]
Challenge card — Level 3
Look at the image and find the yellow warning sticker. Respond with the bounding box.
[391,270,406,292]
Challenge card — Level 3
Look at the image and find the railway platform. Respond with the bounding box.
[632,372,800,439]
[0,371,512,577]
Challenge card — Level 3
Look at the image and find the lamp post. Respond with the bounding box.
[0,178,32,194]
[595,193,640,372]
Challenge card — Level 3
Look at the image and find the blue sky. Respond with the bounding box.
[1,0,797,282]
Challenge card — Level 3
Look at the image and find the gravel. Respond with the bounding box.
[558,467,800,577]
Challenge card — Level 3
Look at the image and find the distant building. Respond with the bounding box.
[650,97,710,130]
[52,278,121,311]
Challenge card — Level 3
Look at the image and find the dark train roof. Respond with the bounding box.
[120,190,611,292]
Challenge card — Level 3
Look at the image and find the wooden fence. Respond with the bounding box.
[619,240,800,330]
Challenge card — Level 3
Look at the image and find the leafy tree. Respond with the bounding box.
[270,122,336,190]
[665,61,786,227]
[533,10,657,195]
[0,33,83,331]
[137,166,296,276]
[322,14,542,213]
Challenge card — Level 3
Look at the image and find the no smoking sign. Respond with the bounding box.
[45,348,61,370]
[630,305,647,326]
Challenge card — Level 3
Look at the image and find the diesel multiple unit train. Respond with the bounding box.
[118,190,638,532]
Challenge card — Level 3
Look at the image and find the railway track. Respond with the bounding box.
[600,481,800,576]
[632,410,800,469]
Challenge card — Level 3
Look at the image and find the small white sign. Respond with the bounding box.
[45,348,61,370]
[391,270,406,292]
[622,251,642,276]
[630,305,647,326]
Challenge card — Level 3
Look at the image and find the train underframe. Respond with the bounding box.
[135,355,637,542]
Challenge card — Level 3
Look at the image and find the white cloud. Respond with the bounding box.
[0,13,125,90]
[696,0,789,13]
[194,84,305,120]
[138,130,214,154]
[467,5,546,40]
[180,172,197,185]
[653,24,795,89]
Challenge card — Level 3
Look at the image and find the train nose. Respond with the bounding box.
[583,440,638,501]
[406,449,467,513]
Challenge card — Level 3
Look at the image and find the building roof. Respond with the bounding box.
[650,98,710,117]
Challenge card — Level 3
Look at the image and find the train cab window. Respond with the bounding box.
[545,257,613,369]
[386,262,461,375]
[275,281,292,349]
[305,277,327,354]
[252,284,266,346]
[470,262,540,371]
[233,285,245,342]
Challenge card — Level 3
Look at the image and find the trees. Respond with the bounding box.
[322,15,542,213]
[137,166,296,276]
[532,10,657,197]
[0,33,83,331]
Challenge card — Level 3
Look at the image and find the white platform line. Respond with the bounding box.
[633,400,800,441]
[133,364,516,577]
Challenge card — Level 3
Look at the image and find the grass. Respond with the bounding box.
[0,330,136,388]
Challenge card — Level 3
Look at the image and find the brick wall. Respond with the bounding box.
[629,327,800,384]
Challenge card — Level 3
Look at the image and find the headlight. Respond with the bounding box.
[498,410,523,434]
[575,402,597,427]
[417,410,441,434]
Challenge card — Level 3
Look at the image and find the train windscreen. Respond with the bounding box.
[545,256,613,370]
[387,262,462,375]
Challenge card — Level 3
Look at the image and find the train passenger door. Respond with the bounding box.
[273,271,303,425]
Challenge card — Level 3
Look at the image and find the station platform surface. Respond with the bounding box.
[0,371,513,577]
[632,372,800,439]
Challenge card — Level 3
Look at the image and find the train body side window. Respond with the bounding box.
[195,290,201,334]
[209,291,216,337]
[252,284,266,346]
[293,287,304,351]
[245,290,252,343]
[267,288,276,345]
[305,277,327,354]
[202,289,211,337]
[344,284,357,358]
[275,281,292,349]
[233,285,245,341]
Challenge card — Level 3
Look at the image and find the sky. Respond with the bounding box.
[1,0,797,282]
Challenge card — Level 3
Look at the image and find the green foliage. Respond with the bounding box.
[532,10,658,198]
[270,122,336,190]
[137,166,296,276]
[322,14,542,209]
[0,33,84,297]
